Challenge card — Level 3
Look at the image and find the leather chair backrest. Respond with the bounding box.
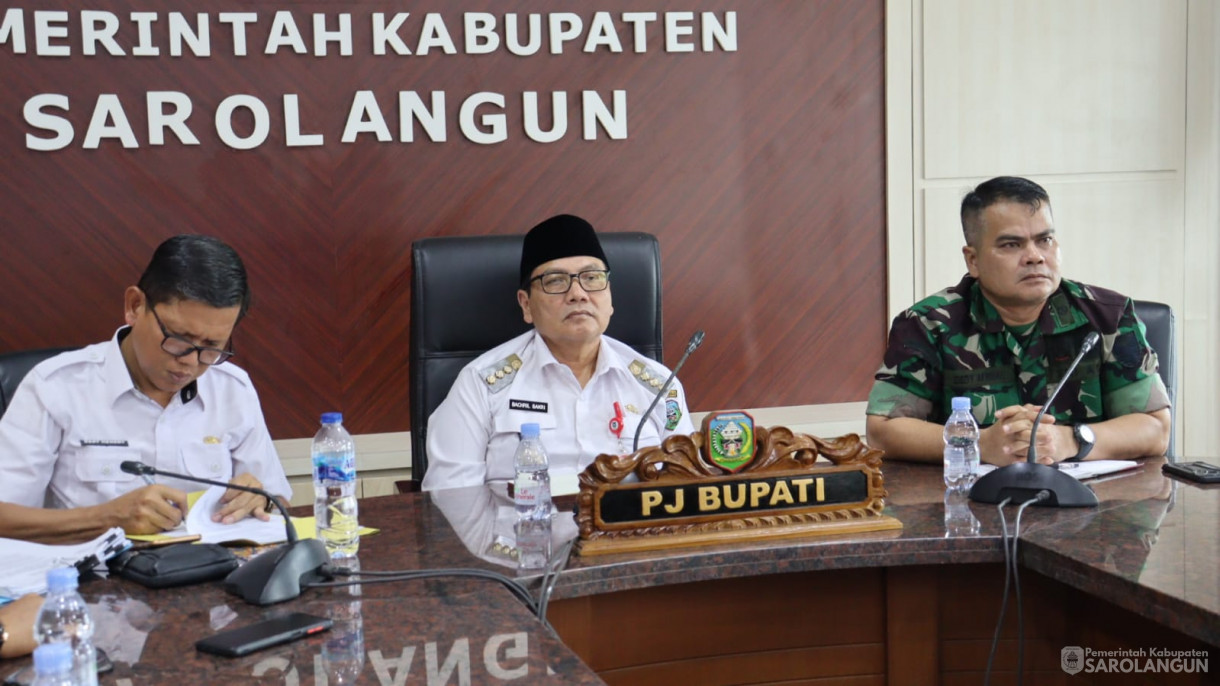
[409,232,664,482]
[1132,300,1175,457]
[0,347,77,419]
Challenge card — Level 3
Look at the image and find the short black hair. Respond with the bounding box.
[960,176,1052,247]
[137,235,251,321]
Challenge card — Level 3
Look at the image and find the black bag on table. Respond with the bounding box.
[108,543,239,589]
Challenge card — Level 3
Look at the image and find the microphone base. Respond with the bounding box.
[969,461,1099,507]
[222,539,330,605]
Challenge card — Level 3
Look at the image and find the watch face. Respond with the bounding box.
[1077,424,1095,444]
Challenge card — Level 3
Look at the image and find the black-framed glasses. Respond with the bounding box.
[529,269,611,295]
[149,305,234,365]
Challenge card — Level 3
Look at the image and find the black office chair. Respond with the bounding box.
[407,232,664,487]
[0,347,77,419]
[1132,300,1176,458]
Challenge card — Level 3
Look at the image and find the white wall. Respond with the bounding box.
[886,0,1220,458]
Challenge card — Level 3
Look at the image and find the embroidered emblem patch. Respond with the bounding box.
[664,399,682,431]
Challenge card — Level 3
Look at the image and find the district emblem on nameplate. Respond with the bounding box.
[706,411,755,472]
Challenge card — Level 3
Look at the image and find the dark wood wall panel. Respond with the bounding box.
[0,1,887,439]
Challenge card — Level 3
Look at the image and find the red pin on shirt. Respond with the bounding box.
[609,402,625,439]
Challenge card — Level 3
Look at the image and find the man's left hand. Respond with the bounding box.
[213,473,272,524]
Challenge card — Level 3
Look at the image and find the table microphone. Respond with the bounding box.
[1025,331,1100,465]
[120,461,329,605]
[632,330,705,453]
[969,331,1101,507]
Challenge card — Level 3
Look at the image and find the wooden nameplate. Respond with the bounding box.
[575,416,901,556]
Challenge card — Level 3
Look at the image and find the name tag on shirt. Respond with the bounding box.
[509,399,549,413]
[79,439,129,447]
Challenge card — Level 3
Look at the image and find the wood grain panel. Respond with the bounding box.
[0,1,886,439]
[599,645,885,686]
[549,568,885,676]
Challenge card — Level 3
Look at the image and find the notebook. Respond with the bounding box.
[977,460,1141,481]
[127,485,377,546]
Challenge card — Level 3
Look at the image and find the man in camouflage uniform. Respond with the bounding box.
[866,176,1171,465]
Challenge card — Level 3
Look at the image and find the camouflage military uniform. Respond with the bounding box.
[866,275,1170,427]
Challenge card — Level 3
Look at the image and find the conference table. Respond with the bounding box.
[5,457,1217,685]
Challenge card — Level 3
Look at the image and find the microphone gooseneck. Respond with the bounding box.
[120,460,331,605]
[120,460,297,543]
[631,330,705,453]
[1025,331,1100,464]
[970,329,1101,507]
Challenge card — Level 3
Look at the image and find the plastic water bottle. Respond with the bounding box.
[943,490,981,537]
[34,567,97,686]
[321,557,365,684]
[513,423,552,571]
[943,396,980,493]
[31,643,75,686]
[312,412,360,559]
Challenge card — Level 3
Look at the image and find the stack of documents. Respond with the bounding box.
[0,527,129,597]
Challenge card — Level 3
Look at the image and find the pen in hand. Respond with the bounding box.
[140,472,184,517]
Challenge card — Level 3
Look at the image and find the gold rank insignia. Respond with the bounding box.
[204,436,221,445]
[481,354,523,394]
[630,359,666,393]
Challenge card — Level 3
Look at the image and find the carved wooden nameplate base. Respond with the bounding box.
[575,416,901,556]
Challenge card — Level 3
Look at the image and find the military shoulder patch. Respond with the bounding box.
[480,354,523,394]
[629,359,665,393]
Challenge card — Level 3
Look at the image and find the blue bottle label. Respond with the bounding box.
[313,453,356,482]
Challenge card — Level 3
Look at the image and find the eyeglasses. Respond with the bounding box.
[149,305,235,365]
[529,269,611,295]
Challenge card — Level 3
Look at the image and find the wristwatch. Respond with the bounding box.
[1070,424,1096,461]
[0,619,8,656]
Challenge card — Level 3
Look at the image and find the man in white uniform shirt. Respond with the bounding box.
[0,235,291,543]
[422,215,695,491]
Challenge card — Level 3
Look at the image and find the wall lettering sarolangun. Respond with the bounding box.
[2,9,738,150]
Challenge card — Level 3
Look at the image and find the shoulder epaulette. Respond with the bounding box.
[35,347,100,377]
[629,359,665,392]
[480,354,522,394]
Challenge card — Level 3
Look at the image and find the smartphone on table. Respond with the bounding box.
[195,612,332,658]
[1162,461,1220,484]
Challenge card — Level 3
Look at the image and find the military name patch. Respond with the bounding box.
[80,439,129,447]
[509,399,549,413]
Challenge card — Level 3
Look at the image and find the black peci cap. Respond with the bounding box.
[518,214,609,287]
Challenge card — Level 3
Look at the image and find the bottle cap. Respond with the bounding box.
[321,412,343,425]
[45,566,79,592]
[33,643,73,674]
[520,423,540,438]
[951,397,971,412]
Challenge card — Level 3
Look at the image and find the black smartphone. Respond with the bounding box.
[1162,461,1220,484]
[195,613,332,658]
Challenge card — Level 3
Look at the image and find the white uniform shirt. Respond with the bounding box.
[422,330,695,491]
[0,328,291,508]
